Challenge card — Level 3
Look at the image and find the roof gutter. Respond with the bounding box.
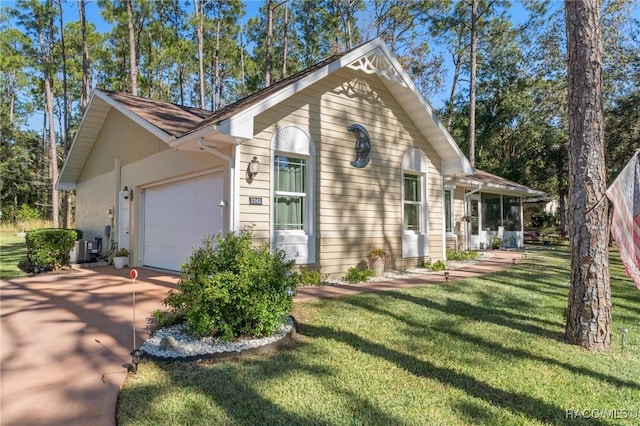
[198,138,231,162]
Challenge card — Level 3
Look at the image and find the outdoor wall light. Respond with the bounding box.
[620,327,629,352]
[444,271,450,282]
[130,349,143,373]
[122,186,132,201]
[248,156,261,178]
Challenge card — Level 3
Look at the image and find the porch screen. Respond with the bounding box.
[482,193,501,232]
[274,156,306,230]
[503,197,522,231]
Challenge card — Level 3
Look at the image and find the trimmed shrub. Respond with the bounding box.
[446,248,480,261]
[344,267,375,283]
[297,266,325,286]
[159,229,299,341]
[424,259,447,271]
[25,228,79,270]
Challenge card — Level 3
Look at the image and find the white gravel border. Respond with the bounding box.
[142,316,294,360]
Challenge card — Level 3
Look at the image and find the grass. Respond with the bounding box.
[118,248,638,425]
[0,232,28,280]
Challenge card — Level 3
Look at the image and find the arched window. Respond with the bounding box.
[271,125,315,264]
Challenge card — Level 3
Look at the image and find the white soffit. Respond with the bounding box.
[57,92,110,189]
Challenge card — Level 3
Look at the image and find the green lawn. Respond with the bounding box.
[0,232,28,280]
[118,248,640,425]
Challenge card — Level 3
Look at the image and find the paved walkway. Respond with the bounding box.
[295,250,518,302]
[1,250,517,426]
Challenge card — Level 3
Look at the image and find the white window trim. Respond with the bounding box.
[274,155,309,232]
[444,189,454,236]
[270,125,316,264]
[401,148,429,258]
[403,172,424,232]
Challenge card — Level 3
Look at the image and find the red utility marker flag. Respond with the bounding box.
[606,150,640,289]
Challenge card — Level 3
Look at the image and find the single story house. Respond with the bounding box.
[57,38,543,275]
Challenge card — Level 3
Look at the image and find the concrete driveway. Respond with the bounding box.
[1,267,178,426]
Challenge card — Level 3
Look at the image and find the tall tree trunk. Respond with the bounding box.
[564,0,611,351]
[214,18,221,110]
[194,0,205,107]
[467,0,478,167]
[345,0,353,49]
[38,4,59,227]
[240,23,245,95]
[282,0,288,77]
[446,49,462,132]
[78,0,91,111]
[126,0,137,95]
[57,0,71,229]
[265,0,273,87]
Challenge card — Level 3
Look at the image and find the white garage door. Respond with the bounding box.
[143,172,223,271]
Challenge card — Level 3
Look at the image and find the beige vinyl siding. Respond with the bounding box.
[238,148,271,244]
[79,109,168,182]
[240,68,445,276]
[75,172,115,239]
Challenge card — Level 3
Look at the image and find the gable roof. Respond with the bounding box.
[58,38,478,189]
[101,90,213,137]
[171,38,475,177]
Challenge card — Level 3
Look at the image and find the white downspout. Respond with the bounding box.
[198,138,235,233]
[232,144,240,231]
[463,185,482,251]
[114,157,121,247]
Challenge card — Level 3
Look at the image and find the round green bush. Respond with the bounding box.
[25,228,79,270]
[159,229,299,341]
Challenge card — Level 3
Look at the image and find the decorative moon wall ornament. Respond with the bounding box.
[348,124,371,168]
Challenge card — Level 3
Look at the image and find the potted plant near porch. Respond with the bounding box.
[367,248,389,277]
[113,248,129,269]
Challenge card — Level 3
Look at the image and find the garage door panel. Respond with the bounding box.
[143,173,223,271]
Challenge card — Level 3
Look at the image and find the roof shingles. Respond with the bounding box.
[101,90,214,137]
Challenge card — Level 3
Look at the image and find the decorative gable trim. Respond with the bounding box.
[347,48,407,88]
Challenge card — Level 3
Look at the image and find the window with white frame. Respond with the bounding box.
[271,125,315,264]
[401,148,429,258]
[274,156,306,230]
[444,189,453,233]
[403,173,422,231]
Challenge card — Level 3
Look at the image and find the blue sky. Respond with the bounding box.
[6,0,638,132]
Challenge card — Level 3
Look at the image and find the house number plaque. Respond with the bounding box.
[249,197,263,205]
